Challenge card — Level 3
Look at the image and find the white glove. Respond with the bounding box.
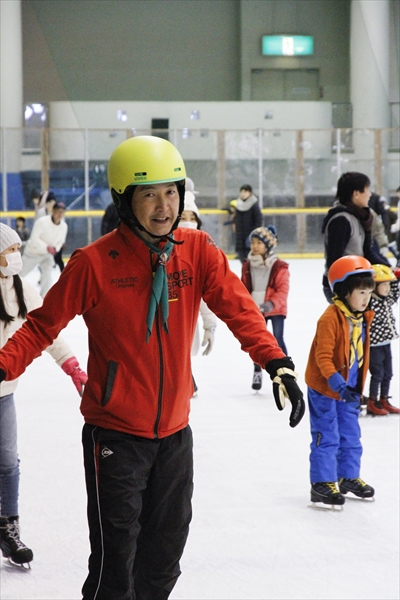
[201,326,216,356]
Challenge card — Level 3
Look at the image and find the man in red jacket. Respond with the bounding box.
[0,136,304,600]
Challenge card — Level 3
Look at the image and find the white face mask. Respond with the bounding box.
[0,251,23,277]
[179,221,197,229]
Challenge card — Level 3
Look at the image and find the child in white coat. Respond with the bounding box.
[178,191,217,393]
[0,223,87,566]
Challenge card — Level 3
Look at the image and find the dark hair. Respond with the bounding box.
[335,172,371,206]
[53,201,66,210]
[0,275,28,326]
[193,213,202,229]
[334,272,375,301]
[44,190,56,203]
[240,184,253,193]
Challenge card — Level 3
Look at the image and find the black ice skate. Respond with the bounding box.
[252,365,262,391]
[310,482,345,510]
[0,516,33,567]
[338,478,375,500]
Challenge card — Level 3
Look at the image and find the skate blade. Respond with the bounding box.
[341,494,375,502]
[5,557,32,569]
[309,501,344,511]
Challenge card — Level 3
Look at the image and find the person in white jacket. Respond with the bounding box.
[178,190,217,393]
[20,202,68,297]
[32,189,56,221]
[0,224,87,566]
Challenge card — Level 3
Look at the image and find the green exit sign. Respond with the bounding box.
[262,35,314,56]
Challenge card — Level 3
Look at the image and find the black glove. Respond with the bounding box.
[0,369,5,383]
[265,357,305,428]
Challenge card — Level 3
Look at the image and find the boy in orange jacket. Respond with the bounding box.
[305,255,376,509]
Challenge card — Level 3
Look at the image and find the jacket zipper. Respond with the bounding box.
[153,312,164,439]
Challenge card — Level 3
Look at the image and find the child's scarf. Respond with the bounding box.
[333,297,364,368]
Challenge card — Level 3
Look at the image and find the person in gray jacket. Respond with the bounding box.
[321,172,390,303]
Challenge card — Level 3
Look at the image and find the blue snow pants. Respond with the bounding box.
[308,388,362,483]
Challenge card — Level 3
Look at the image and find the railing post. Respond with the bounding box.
[336,128,342,178]
[84,128,89,211]
[374,129,383,195]
[84,128,91,245]
[258,128,263,209]
[216,130,228,252]
[1,127,8,211]
[296,130,306,253]
[41,128,50,191]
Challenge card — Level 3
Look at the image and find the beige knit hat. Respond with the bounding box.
[0,223,22,254]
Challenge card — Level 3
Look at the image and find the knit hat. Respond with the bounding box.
[0,223,22,254]
[183,191,199,216]
[250,226,278,254]
[185,177,199,195]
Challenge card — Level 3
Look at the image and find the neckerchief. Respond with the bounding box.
[333,296,364,368]
[144,238,174,342]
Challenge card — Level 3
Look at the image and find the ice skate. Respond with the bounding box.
[379,396,400,415]
[310,482,345,511]
[252,365,262,391]
[366,397,388,416]
[338,478,375,500]
[0,516,33,567]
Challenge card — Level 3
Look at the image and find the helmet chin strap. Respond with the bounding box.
[131,213,184,245]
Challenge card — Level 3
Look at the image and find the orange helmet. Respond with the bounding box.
[328,255,375,291]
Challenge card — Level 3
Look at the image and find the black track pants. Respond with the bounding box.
[81,424,194,600]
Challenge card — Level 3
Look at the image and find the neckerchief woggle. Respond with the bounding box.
[333,296,364,368]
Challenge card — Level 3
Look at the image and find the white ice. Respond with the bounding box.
[1,259,399,600]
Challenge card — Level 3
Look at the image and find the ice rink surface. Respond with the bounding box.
[1,258,399,600]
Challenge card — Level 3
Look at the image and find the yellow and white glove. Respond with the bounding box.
[265,357,305,428]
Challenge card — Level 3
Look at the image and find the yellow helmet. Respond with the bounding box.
[108,136,186,194]
[107,136,186,237]
[372,264,396,283]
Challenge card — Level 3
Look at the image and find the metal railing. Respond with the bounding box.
[1,125,399,255]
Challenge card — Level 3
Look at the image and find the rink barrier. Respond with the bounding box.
[1,207,396,260]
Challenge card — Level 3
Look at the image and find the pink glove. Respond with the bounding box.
[47,246,57,255]
[61,357,88,396]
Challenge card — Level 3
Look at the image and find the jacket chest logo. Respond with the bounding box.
[167,269,194,300]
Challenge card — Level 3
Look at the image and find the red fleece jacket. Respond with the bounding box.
[0,224,285,438]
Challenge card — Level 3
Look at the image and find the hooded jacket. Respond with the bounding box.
[241,255,289,317]
[305,304,374,400]
[0,223,284,439]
